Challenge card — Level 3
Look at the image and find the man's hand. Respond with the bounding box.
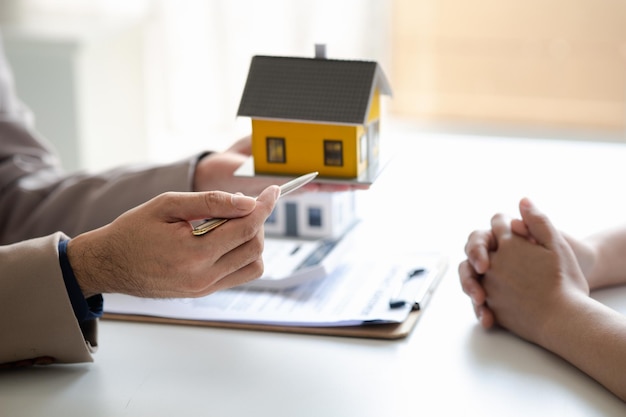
[67,185,280,299]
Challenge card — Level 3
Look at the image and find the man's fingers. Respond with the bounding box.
[209,258,266,294]
[153,191,257,223]
[185,185,279,292]
[183,233,266,296]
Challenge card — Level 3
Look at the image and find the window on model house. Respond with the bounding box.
[267,137,286,163]
[308,207,323,227]
[324,140,343,167]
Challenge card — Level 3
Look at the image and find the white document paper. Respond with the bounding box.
[104,248,444,327]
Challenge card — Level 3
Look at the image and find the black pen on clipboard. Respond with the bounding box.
[388,267,433,310]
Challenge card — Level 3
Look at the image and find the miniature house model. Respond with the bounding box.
[237,45,392,179]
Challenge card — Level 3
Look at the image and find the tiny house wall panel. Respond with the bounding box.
[251,120,366,178]
[264,191,357,239]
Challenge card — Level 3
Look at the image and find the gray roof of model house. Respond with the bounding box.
[237,55,392,125]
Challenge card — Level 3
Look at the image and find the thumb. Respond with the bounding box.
[158,191,257,222]
[254,184,281,211]
[518,197,558,249]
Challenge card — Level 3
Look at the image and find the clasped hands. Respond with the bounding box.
[459,197,595,345]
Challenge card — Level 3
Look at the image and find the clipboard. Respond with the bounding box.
[103,257,447,340]
[103,309,425,340]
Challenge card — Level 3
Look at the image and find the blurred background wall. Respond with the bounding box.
[392,0,626,133]
[1,0,625,171]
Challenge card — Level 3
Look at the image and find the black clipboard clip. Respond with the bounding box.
[388,267,435,311]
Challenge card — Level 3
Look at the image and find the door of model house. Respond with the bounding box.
[285,202,298,236]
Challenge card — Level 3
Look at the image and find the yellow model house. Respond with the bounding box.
[237,47,392,179]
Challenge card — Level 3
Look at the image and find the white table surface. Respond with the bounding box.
[2,122,626,416]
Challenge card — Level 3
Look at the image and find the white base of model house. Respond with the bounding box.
[264,190,358,240]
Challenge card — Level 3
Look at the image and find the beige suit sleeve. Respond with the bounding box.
[0,35,208,364]
[0,232,94,364]
[0,122,198,244]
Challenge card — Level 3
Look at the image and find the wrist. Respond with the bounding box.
[538,291,591,350]
[67,231,103,298]
[566,234,602,290]
[582,237,610,290]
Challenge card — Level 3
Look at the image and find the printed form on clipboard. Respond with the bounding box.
[104,224,447,328]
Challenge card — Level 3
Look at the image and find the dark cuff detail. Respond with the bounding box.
[58,239,104,322]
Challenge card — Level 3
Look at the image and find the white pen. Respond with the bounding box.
[192,172,318,236]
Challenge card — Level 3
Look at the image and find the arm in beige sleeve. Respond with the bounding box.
[0,232,95,365]
[0,35,203,365]
[0,119,199,244]
[0,34,201,244]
